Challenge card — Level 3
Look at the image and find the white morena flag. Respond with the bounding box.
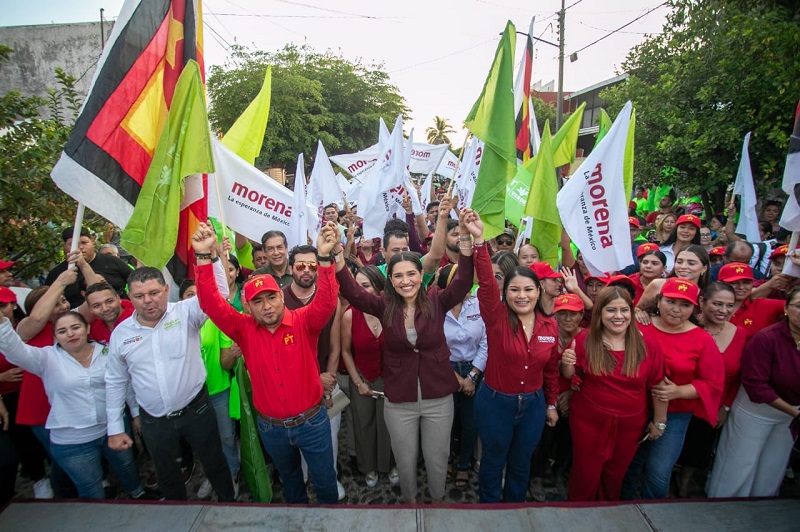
[331,140,449,179]
[732,132,761,243]
[307,140,342,239]
[456,138,484,211]
[436,150,459,177]
[556,101,634,276]
[419,171,435,213]
[208,139,293,243]
[779,102,800,231]
[335,172,351,206]
[358,114,407,239]
[403,129,424,216]
[287,153,311,249]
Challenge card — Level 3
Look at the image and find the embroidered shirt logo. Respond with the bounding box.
[163,318,181,331]
[283,333,295,346]
[537,335,556,344]
[744,318,754,326]
[123,336,142,345]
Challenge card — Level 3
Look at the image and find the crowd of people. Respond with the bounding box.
[0,189,798,506]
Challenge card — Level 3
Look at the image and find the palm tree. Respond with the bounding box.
[426,116,455,145]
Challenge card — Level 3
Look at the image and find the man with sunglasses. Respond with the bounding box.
[282,244,345,500]
[494,228,516,253]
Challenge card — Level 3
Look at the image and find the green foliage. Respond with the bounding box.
[532,97,556,133]
[207,44,409,170]
[0,56,97,278]
[426,116,455,145]
[600,0,800,213]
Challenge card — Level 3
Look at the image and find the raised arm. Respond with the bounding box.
[0,316,48,376]
[303,222,340,334]
[470,212,504,328]
[422,194,454,275]
[17,268,77,342]
[438,208,477,310]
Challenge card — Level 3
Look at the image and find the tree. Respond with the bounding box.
[0,46,107,279]
[600,0,800,215]
[207,44,408,170]
[532,97,556,134]
[426,116,455,145]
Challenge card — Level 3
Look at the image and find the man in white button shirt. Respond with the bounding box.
[105,262,235,502]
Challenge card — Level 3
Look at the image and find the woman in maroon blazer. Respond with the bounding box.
[334,210,477,504]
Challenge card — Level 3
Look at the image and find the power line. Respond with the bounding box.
[389,38,498,74]
[271,0,384,19]
[566,0,586,10]
[570,2,667,55]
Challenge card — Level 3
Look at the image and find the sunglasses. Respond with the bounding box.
[496,239,514,246]
[294,261,318,272]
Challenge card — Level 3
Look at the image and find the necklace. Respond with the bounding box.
[705,323,726,337]
[295,286,316,301]
[404,305,416,319]
[73,347,93,364]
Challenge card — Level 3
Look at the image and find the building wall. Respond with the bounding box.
[0,21,113,115]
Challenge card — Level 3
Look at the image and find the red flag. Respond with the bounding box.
[514,18,535,163]
[51,0,206,284]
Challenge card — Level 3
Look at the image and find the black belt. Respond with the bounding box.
[258,402,323,428]
[161,387,207,419]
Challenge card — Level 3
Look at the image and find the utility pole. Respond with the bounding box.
[556,0,566,130]
[100,8,106,48]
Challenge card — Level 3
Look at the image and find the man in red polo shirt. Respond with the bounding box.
[194,221,340,504]
[78,282,135,344]
[719,262,784,337]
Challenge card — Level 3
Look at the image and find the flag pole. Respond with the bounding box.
[446,134,472,196]
[211,174,230,258]
[68,202,86,270]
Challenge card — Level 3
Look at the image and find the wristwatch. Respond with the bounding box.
[317,255,335,263]
[654,421,667,431]
[468,372,480,383]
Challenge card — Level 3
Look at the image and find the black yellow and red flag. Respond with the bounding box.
[51,0,208,284]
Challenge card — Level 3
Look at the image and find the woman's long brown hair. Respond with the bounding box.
[585,286,647,377]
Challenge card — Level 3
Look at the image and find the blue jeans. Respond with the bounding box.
[30,424,77,498]
[474,382,545,503]
[621,411,692,499]
[451,361,479,472]
[257,405,338,504]
[210,388,240,477]
[50,436,143,499]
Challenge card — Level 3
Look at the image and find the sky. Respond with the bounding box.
[1,0,668,149]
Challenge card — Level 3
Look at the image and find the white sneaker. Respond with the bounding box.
[33,478,54,499]
[337,480,346,501]
[197,478,213,499]
[365,471,378,488]
[388,467,400,486]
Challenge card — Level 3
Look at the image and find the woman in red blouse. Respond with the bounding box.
[622,278,724,499]
[470,212,559,503]
[675,282,746,497]
[339,265,395,488]
[629,244,667,307]
[561,287,667,501]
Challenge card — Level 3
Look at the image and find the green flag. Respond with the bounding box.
[505,103,585,226]
[221,66,272,165]
[121,60,214,269]
[524,121,561,267]
[235,360,273,503]
[594,108,613,147]
[623,108,636,201]
[465,21,517,239]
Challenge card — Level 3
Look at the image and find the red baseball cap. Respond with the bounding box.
[769,244,790,260]
[637,242,660,258]
[0,286,16,304]
[709,246,725,257]
[660,278,700,305]
[0,260,15,270]
[606,274,636,292]
[718,262,754,283]
[530,261,562,280]
[553,293,584,313]
[675,214,701,229]
[628,217,641,229]
[242,274,281,302]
